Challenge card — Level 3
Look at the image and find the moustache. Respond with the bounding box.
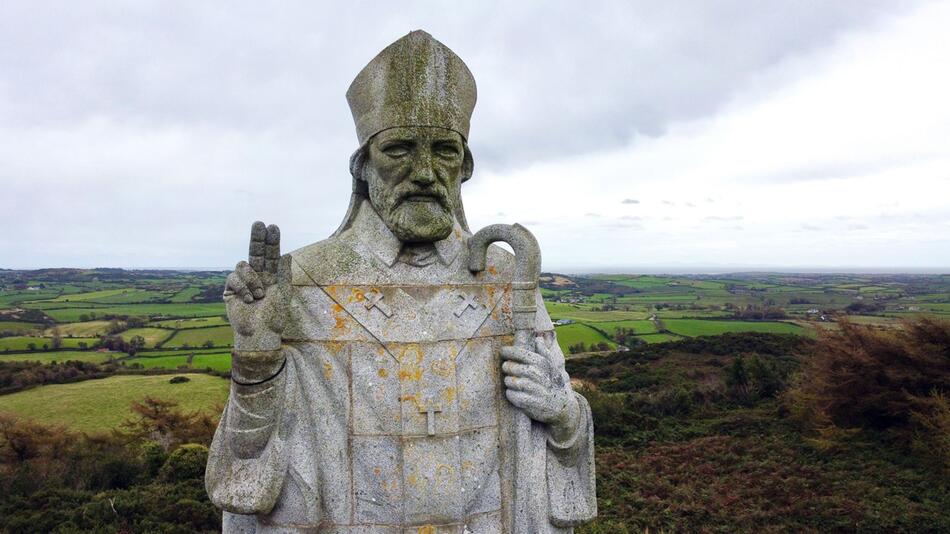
[395,186,450,209]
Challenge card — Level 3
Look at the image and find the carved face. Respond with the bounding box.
[363,126,465,243]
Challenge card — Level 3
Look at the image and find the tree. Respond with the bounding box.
[128,335,146,356]
[51,328,63,350]
[202,340,215,349]
[26,343,36,352]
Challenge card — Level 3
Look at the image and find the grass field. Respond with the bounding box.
[163,325,233,348]
[45,320,113,337]
[554,323,616,353]
[585,319,658,335]
[0,336,98,351]
[40,303,226,322]
[126,352,232,372]
[121,327,174,347]
[0,374,230,433]
[635,333,683,343]
[663,319,806,337]
[0,351,115,364]
[0,321,42,334]
[150,316,228,329]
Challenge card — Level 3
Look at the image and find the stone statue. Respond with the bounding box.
[206,30,596,533]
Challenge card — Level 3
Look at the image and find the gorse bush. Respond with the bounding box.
[785,317,950,447]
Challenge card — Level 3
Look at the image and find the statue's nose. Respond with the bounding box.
[411,155,437,187]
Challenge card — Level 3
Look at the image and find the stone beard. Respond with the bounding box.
[206,31,596,533]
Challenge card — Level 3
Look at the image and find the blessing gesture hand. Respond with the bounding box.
[224,221,289,352]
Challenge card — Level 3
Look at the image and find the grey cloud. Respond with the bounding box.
[621,215,642,221]
[801,224,822,231]
[584,213,601,217]
[621,198,640,204]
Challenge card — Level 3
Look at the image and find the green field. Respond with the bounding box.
[0,374,230,433]
[163,325,233,348]
[554,323,616,353]
[0,336,98,351]
[636,333,683,343]
[150,316,228,329]
[126,351,232,372]
[121,327,174,347]
[0,321,42,334]
[45,320,113,337]
[663,319,805,337]
[40,302,226,322]
[585,319,658,335]
[0,351,115,364]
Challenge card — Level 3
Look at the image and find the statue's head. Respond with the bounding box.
[342,31,477,242]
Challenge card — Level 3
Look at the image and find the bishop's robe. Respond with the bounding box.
[206,200,596,533]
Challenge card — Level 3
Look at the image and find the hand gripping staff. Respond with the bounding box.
[468,223,542,532]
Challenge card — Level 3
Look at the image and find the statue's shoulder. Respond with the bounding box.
[288,235,365,286]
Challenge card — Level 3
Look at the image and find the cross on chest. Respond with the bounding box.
[454,292,480,317]
[418,400,443,436]
[363,290,392,317]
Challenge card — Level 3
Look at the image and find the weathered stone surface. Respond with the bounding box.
[209,30,596,533]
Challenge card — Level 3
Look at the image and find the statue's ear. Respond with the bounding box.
[349,145,367,183]
[461,144,474,183]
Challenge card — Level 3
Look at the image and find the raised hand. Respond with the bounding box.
[501,337,580,443]
[224,221,289,351]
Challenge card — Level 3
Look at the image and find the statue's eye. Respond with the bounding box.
[382,144,410,157]
[434,143,460,158]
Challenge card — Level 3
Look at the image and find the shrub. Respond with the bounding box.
[159,444,208,483]
[169,376,190,384]
[785,317,950,444]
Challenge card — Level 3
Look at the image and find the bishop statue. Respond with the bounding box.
[206,30,597,533]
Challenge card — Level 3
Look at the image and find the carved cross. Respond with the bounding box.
[363,291,392,317]
[419,400,443,436]
[454,292,479,317]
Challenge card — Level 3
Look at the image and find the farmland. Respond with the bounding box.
[0,373,229,433]
[0,268,947,368]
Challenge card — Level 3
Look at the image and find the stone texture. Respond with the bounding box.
[209,30,596,533]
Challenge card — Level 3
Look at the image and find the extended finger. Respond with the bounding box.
[264,224,280,275]
[500,346,544,367]
[236,261,265,299]
[249,221,267,272]
[225,271,253,303]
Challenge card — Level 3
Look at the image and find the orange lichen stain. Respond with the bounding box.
[325,341,345,354]
[398,345,425,381]
[406,473,418,487]
[418,526,435,534]
[381,478,399,494]
[487,265,498,275]
[431,359,453,378]
[400,394,421,411]
[454,228,461,239]
[333,315,348,331]
[322,361,333,379]
[377,368,388,378]
[373,467,382,476]
[376,346,385,356]
[435,464,454,481]
[352,288,365,302]
[442,387,456,404]
[461,460,474,472]
[449,345,458,358]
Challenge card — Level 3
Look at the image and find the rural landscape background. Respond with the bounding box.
[0,267,948,531]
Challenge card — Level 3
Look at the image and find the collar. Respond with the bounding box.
[349,199,465,268]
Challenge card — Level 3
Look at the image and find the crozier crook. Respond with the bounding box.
[468,223,543,530]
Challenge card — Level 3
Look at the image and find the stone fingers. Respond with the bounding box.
[502,360,547,385]
[264,225,281,276]
[249,221,267,273]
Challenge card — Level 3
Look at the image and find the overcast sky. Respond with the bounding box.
[2,1,948,272]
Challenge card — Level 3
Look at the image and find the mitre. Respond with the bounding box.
[346,30,477,144]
